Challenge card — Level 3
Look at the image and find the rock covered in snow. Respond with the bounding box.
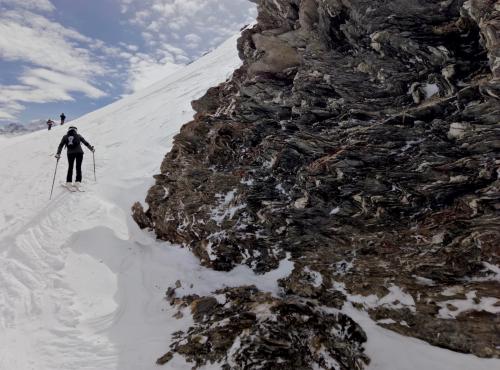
[134,0,500,364]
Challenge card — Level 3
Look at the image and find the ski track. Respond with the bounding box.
[1,33,500,370]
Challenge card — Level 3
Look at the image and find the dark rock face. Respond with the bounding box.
[134,0,500,365]
[161,286,368,369]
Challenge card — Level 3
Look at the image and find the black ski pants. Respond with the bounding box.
[67,153,83,183]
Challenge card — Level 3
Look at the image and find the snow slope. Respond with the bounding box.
[0,33,498,370]
[0,34,293,370]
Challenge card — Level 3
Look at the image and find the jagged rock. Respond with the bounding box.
[249,34,302,74]
[135,0,500,363]
[156,352,173,365]
[157,286,368,369]
[131,202,152,229]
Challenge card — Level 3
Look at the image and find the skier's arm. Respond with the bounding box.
[80,136,94,151]
[57,135,67,155]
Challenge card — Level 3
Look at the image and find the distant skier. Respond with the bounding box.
[60,113,66,125]
[46,119,55,131]
[55,126,94,190]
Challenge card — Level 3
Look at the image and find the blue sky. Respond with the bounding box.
[0,0,256,124]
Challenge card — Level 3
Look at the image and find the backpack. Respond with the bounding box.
[67,132,80,147]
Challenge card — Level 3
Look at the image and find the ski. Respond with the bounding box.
[61,183,77,192]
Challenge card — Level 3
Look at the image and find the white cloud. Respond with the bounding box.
[0,68,106,118]
[22,69,106,99]
[116,0,257,98]
[0,11,101,77]
[121,0,257,57]
[0,5,111,120]
[0,101,23,120]
[0,0,55,12]
[185,33,201,44]
[0,0,257,121]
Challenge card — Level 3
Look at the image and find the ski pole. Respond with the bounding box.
[92,151,96,182]
[50,158,59,200]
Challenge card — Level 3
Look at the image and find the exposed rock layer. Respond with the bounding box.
[134,0,500,366]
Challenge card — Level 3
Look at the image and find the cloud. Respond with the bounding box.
[185,34,201,43]
[22,68,106,100]
[0,0,257,121]
[0,101,23,120]
[115,0,257,95]
[0,11,102,77]
[0,0,55,12]
[0,68,106,120]
[121,0,257,58]
[0,4,110,120]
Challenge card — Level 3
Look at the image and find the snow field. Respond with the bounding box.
[0,35,259,370]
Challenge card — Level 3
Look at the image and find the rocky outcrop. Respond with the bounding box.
[134,0,500,366]
[159,285,368,369]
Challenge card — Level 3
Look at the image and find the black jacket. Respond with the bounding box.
[57,132,92,155]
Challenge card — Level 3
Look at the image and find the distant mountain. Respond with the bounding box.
[0,119,47,136]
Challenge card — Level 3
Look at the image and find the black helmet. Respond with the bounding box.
[68,126,77,133]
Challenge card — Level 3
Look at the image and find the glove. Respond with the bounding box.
[55,154,61,159]
[90,146,95,152]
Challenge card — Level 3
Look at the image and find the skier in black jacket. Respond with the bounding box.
[55,126,94,189]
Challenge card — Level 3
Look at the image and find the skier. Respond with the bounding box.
[60,113,66,125]
[46,119,55,131]
[55,126,94,190]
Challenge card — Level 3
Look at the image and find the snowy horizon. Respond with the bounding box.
[0,0,256,125]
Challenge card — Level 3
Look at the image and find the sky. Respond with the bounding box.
[0,0,256,124]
